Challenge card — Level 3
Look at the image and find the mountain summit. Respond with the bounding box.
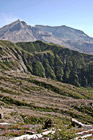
[0,19,93,54]
[0,20,37,42]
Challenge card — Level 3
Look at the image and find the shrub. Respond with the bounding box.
[51,119,76,140]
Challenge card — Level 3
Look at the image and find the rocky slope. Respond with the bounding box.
[0,20,93,54]
[0,70,93,123]
[0,70,92,138]
[0,40,28,72]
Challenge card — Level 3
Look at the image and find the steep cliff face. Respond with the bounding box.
[0,40,28,72]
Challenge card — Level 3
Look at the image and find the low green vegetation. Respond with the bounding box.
[0,93,92,124]
[0,87,20,95]
[74,105,93,117]
[21,114,46,124]
[29,79,93,99]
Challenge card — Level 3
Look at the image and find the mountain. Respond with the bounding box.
[35,25,92,41]
[0,40,93,87]
[0,20,37,42]
[0,20,93,54]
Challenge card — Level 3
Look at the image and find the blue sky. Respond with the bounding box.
[0,0,93,37]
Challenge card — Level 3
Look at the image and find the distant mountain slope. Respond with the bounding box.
[0,20,93,54]
[35,25,92,41]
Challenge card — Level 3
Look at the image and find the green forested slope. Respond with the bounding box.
[0,40,93,87]
[16,41,93,87]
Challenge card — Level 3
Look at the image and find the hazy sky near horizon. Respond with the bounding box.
[0,0,93,37]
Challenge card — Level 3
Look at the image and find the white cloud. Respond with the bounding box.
[0,14,18,28]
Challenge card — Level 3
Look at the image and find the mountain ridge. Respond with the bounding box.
[0,20,93,54]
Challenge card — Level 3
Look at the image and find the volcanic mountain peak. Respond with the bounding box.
[0,20,93,54]
[8,19,28,30]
